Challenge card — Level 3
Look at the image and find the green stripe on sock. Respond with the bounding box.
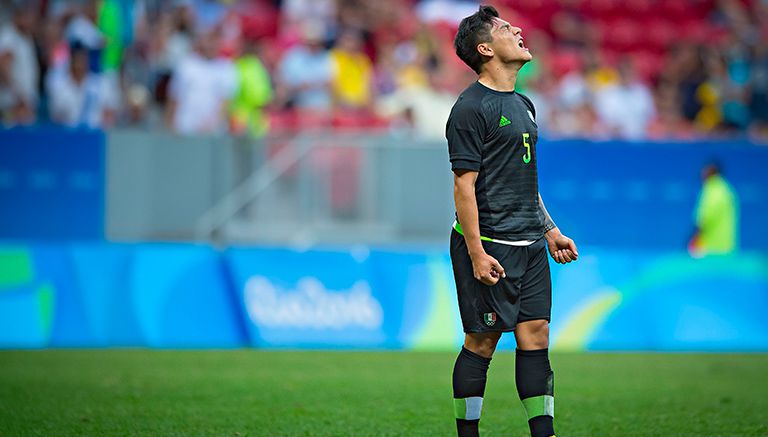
[453,398,467,419]
[521,395,554,420]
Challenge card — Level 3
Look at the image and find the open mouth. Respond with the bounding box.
[517,38,527,49]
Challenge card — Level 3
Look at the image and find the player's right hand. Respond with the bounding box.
[470,253,506,286]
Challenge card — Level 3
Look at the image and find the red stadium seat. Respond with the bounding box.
[643,18,678,53]
[630,50,664,82]
[585,0,622,20]
[549,49,583,77]
[619,0,654,19]
[601,19,644,52]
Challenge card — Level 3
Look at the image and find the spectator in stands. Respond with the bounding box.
[376,67,455,139]
[670,44,709,129]
[98,0,129,73]
[330,29,374,110]
[0,4,38,124]
[720,41,752,131]
[230,40,273,137]
[689,162,739,256]
[550,59,601,138]
[150,4,195,106]
[749,42,768,138]
[46,42,119,128]
[166,32,237,135]
[593,59,655,139]
[281,0,337,36]
[648,79,695,139]
[0,0,765,139]
[276,21,333,113]
[65,1,104,73]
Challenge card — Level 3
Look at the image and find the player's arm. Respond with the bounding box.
[454,169,506,285]
[539,193,579,264]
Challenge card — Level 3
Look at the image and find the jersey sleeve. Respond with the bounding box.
[518,93,536,119]
[446,100,485,172]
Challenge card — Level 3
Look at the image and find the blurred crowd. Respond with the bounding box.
[0,0,767,140]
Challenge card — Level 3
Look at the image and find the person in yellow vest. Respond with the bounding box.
[689,163,740,255]
[230,40,273,137]
[329,29,373,109]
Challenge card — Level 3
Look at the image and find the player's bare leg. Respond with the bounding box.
[515,319,549,350]
[464,331,502,358]
[515,320,555,437]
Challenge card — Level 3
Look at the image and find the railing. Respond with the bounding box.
[105,131,768,250]
[193,133,454,245]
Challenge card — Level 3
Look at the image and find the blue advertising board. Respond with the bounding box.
[0,244,246,348]
[537,139,768,251]
[0,127,105,239]
[0,242,766,351]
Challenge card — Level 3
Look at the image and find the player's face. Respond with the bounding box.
[488,18,532,63]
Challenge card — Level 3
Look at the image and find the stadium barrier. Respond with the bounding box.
[2,128,767,250]
[1,243,766,351]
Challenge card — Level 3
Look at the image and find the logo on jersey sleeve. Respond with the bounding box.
[527,110,535,123]
[499,115,511,127]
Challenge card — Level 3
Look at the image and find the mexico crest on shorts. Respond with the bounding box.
[484,312,497,327]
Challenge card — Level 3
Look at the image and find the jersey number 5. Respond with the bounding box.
[522,133,532,164]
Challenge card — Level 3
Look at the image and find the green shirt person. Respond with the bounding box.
[98,0,124,72]
[230,47,272,137]
[690,164,739,255]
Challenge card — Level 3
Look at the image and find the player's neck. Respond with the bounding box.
[478,62,523,92]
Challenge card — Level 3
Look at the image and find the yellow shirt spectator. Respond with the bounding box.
[330,31,373,108]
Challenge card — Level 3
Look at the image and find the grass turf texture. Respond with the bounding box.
[1,351,766,436]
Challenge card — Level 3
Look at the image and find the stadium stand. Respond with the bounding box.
[0,0,766,140]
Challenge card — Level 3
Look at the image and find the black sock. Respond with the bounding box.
[452,346,491,437]
[516,348,555,437]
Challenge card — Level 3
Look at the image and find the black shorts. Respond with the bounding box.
[450,229,552,333]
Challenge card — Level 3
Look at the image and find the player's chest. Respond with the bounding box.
[484,99,539,156]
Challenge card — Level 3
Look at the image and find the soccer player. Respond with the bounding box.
[446,6,579,437]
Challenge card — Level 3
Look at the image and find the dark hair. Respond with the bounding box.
[454,5,499,74]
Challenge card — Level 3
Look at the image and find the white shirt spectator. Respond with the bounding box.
[65,15,104,49]
[278,44,333,110]
[0,22,38,108]
[594,81,655,140]
[282,0,336,30]
[416,0,481,25]
[558,70,590,109]
[46,67,119,128]
[377,85,455,139]
[169,53,237,135]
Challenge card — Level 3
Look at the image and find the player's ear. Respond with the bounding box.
[477,42,493,57]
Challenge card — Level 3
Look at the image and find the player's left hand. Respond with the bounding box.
[545,228,579,264]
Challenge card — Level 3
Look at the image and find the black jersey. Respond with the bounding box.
[446,81,545,241]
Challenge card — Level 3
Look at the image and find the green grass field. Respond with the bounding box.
[1,350,766,436]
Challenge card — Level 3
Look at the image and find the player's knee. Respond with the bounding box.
[464,333,501,358]
[516,320,549,350]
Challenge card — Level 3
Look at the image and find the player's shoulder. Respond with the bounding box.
[449,82,491,119]
[515,91,536,114]
[515,92,533,110]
